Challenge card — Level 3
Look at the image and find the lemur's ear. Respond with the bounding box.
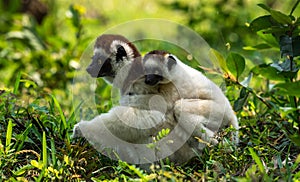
[116,45,127,62]
[167,55,177,70]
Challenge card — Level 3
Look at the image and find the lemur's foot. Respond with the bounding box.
[72,123,83,138]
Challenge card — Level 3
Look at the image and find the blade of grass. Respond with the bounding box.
[50,94,67,130]
[68,101,83,127]
[5,119,13,153]
[67,104,82,141]
[50,94,70,144]
[37,132,48,180]
[13,72,21,95]
[50,138,56,167]
[42,131,47,168]
[17,123,32,151]
[249,147,265,173]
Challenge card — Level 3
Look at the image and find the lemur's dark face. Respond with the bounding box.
[86,34,141,79]
[86,55,113,78]
[86,45,127,78]
[143,50,177,86]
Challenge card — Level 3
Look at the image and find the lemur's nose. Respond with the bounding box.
[145,74,163,86]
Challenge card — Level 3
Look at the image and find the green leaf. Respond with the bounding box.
[13,165,34,176]
[20,79,38,88]
[262,27,289,35]
[209,49,229,73]
[270,9,292,25]
[252,64,286,81]
[226,52,245,81]
[23,28,47,51]
[157,128,170,140]
[257,31,279,48]
[243,43,272,50]
[249,147,265,173]
[249,15,273,32]
[233,87,249,112]
[257,3,271,12]
[31,160,43,169]
[273,81,300,97]
[6,29,46,51]
[5,31,26,39]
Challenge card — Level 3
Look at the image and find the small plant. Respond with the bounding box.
[207,2,300,180]
[211,1,300,145]
[247,1,300,144]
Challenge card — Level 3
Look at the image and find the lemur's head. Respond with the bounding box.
[86,34,141,83]
[143,50,177,86]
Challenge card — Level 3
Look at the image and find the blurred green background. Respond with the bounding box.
[0,1,297,86]
[0,0,299,119]
[1,0,298,106]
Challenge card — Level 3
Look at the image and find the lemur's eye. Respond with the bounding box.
[116,45,127,62]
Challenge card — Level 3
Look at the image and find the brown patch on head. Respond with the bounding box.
[143,50,177,70]
[88,34,143,79]
[144,50,168,58]
[143,50,169,64]
[94,34,141,58]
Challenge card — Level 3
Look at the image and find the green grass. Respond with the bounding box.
[0,84,299,181]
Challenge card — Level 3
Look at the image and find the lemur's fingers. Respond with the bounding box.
[72,123,83,138]
[174,110,218,146]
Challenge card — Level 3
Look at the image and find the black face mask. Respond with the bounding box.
[86,54,114,78]
[144,74,163,86]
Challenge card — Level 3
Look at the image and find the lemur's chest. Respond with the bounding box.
[158,83,179,105]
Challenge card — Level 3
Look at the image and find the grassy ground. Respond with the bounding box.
[0,86,299,181]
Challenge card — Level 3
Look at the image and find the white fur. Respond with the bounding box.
[110,40,135,62]
[73,106,167,164]
[144,54,239,146]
